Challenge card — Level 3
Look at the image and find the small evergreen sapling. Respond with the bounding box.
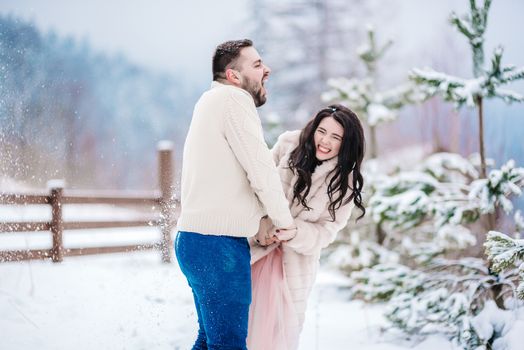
[410,0,524,178]
[322,26,428,158]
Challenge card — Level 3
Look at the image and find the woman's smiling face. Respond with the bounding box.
[313,116,344,161]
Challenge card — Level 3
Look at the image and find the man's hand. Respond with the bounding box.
[255,216,278,246]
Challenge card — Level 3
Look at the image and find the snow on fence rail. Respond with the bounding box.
[0,143,177,263]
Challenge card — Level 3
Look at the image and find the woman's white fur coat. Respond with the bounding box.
[250,130,354,333]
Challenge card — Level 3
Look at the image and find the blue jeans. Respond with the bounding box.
[175,231,251,350]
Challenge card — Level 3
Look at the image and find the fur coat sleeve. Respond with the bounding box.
[251,129,355,260]
[285,200,353,256]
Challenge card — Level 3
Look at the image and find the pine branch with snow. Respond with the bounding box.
[334,150,524,347]
[411,53,524,109]
[326,228,400,272]
[369,171,438,229]
[324,76,427,128]
[378,256,520,348]
[421,152,479,182]
[367,157,523,262]
[360,153,485,267]
[367,155,523,250]
[484,47,524,103]
[369,166,478,236]
[484,227,524,301]
[469,160,524,214]
[352,256,512,348]
[485,231,524,272]
[379,83,430,110]
[356,26,393,75]
[518,269,524,299]
[409,2,524,190]
[410,68,465,104]
[385,289,482,347]
[349,263,425,302]
[411,0,523,180]
[323,27,430,130]
[449,0,492,77]
[322,77,371,117]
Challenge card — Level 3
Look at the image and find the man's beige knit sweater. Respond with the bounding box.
[176,81,294,237]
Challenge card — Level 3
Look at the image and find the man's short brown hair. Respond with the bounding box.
[212,39,253,81]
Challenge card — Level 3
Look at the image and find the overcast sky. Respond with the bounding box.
[0,0,250,80]
[1,0,523,86]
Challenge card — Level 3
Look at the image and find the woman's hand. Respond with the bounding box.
[254,217,297,245]
[271,226,297,242]
[254,232,279,246]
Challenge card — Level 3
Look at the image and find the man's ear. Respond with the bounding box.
[225,68,242,86]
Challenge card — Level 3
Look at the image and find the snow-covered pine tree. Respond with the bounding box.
[322,26,428,159]
[323,1,524,348]
[410,0,524,313]
[410,0,524,179]
[347,157,524,349]
[328,152,480,273]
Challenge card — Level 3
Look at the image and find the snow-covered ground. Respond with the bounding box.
[0,200,514,349]
[0,206,456,350]
[0,249,457,350]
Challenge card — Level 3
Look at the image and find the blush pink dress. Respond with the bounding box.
[247,246,300,350]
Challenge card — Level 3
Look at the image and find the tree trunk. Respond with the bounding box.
[370,125,377,159]
[491,283,505,309]
[477,95,487,179]
[376,222,386,245]
[477,95,504,308]
[477,95,496,230]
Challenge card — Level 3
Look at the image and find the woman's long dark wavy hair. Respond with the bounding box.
[288,104,366,221]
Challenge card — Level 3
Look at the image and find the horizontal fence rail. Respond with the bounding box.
[0,142,177,263]
[0,193,50,205]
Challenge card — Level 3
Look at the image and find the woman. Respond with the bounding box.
[247,104,366,350]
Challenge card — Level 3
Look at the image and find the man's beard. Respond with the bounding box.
[241,77,266,107]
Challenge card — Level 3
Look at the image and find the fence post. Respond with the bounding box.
[48,180,65,263]
[158,141,174,263]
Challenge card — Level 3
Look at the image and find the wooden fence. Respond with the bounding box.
[0,143,177,263]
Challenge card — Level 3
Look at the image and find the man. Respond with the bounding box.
[175,39,296,350]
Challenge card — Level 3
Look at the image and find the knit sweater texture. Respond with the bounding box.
[176,81,294,237]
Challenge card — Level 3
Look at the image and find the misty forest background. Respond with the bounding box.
[0,0,523,200]
[0,14,198,190]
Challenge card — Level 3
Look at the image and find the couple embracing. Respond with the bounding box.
[175,39,366,350]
